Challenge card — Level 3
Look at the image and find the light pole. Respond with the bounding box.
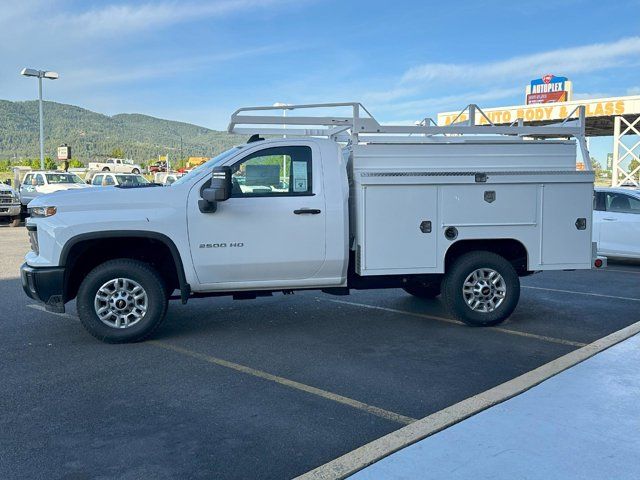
[21,68,59,170]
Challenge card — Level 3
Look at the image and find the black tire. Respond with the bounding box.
[132,168,140,174]
[9,216,20,227]
[442,251,520,327]
[102,167,110,172]
[403,280,441,299]
[76,259,168,343]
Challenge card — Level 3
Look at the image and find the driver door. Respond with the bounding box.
[187,143,327,287]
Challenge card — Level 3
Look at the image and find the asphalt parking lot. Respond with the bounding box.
[1,226,639,479]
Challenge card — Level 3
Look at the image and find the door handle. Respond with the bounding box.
[294,208,321,215]
[603,217,617,221]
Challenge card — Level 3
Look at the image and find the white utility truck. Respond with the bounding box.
[21,103,604,343]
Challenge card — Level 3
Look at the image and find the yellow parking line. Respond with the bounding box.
[320,298,586,348]
[26,303,77,320]
[150,341,418,426]
[297,319,640,480]
[523,285,640,302]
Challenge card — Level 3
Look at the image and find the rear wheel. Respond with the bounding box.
[403,280,441,299]
[442,251,519,327]
[102,167,110,172]
[76,259,168,343]
[132,168,140,174]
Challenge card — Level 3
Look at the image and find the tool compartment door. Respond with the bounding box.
[363,185,438,272]
[541,183,593,266]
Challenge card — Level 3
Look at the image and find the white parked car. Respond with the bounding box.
[19,171,91,207]
[593,187,640,259]
[90,173,151,187]
[88,158,143,174]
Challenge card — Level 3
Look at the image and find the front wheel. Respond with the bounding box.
[76,259,168,343]
[132,168,140,174]
[442,251,520,327]
[9,216,20,227]
[102,167,110,172]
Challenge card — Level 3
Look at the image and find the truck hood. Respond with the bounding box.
[29,185,179,213]
[0,184,16,194]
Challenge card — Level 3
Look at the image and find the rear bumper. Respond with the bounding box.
[21,263,66,313]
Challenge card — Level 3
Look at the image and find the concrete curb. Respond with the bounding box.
[296,321,640,480]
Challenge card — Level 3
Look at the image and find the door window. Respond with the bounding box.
[35,174,45,186]
[593,192,606,211]
[104,175,115,186]
[230,146,312,197]
[605,192,640,214]
[23,174,32,185]
[92,175,103,186]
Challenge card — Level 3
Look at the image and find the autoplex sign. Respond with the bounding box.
[437,96,639,126]
[526,74,572,104]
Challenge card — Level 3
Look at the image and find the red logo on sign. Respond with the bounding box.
[542,74,554,84]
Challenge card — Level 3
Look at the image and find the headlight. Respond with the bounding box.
[30,206,57,218]
[11,192,19,203]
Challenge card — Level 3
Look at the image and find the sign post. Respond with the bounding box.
[57,144,72,171]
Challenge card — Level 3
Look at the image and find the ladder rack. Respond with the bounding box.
[227,102,591,169]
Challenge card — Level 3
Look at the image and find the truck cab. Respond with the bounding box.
[20,103,603,343]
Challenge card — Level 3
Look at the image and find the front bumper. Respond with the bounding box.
[0,204,21,217]
[21,263,66,313]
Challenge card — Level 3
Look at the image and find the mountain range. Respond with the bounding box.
[0,100,241,163]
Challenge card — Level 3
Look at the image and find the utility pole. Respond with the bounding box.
[21,68,59,170]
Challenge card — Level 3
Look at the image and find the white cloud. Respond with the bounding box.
[64,44,292,86]
[360,36,640,123]
[52,0,291,37]
[402,37,640,85]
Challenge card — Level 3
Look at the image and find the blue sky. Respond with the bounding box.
[2,0,640,162]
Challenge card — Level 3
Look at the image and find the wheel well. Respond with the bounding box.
[444,239,528,274]
[63,236,182,301]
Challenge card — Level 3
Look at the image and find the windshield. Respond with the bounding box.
[115,174,149,186]
[172,146,243,186]
[45,173,85,184]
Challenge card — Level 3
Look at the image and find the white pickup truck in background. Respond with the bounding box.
[21,103,604,343]
[88,158,143,174]
[18,170,91,212]
[0,182,21,227]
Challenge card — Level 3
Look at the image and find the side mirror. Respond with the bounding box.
[211,166,232,201]
[4,179,11,186]
[199,166,232,213]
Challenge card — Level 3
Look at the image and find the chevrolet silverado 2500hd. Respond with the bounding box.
[21,103,604,343]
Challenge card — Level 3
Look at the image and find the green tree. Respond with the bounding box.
[629,158,640,180]
[69,158,84,168]
[110,148,125,158]
[44,157,57,170]
[590,157,602,177]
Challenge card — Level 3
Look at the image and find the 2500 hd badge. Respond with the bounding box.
[199,242,244,248]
